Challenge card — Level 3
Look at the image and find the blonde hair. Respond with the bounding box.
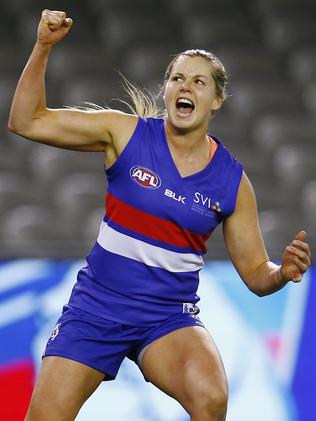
[74,49,228,119]
[164,49,229,102]
[122,49,228,118]
[68,75,164,118]
[118,74,164,118]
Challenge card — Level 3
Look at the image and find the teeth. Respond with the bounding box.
[177,98,194,107]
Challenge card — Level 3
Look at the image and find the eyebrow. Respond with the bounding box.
[173,72,209,79]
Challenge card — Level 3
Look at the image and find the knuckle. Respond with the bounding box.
[294,257,301,265]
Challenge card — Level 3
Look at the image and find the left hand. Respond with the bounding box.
[280,231,311,283]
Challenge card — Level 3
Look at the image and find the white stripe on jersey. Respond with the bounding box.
[97,221,204,273]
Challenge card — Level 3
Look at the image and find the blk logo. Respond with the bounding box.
[130,166,161,189]
[165,189,186,204]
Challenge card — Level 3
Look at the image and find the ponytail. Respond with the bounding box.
[118,74,164,118]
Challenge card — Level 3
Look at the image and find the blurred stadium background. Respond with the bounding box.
[0,0,315,420]
[0,0,315,259]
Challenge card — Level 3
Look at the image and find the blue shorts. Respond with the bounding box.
[43,305,205,381]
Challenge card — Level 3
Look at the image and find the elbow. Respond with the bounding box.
[8,115,24,136]
[7,122,20,135]
[9,109,48,138]
[251,288,267,298]
[246,280,267,297]
[8,116,16,133]
[8,114,34,138]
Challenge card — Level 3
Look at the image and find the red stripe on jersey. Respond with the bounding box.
[106,192,207,253]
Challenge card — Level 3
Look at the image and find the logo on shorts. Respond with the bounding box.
[50,323,61,341]
[183,303,199,315]
[130,166,161,189]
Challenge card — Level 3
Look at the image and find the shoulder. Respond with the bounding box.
[100,110,139,152]
[106,113,165,150]
[210,137,244,217]
[107,113,163,137]
[234,172,258,213]
[210,135,244,183]
[210,135,243,168]
[101,110,139,138]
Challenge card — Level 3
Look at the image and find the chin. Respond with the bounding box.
[167,112,196,132]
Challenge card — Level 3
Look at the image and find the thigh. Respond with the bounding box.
[25,356,105,421]
[141,326,228,413]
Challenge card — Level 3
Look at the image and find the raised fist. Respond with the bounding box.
[37,10,73,46]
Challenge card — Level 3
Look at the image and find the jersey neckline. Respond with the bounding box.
[160,120,222,181]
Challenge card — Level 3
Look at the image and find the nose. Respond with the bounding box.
[180,79,192,92]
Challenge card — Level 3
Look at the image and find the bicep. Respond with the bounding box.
[21,108,136,152]
[223,172,269,285]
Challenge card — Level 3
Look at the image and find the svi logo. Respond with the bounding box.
[130,166,162,189]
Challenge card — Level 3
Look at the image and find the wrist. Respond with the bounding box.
[34,40,53,54]
[276,266,289,286]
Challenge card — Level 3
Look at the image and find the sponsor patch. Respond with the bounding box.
[130,166,161,189]
[164,188,186,204]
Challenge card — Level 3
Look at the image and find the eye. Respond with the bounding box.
[195,79,205,85]
[172,76,182,82]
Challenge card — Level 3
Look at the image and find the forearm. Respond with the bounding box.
[8,41,51,134]
[246,260,289,297]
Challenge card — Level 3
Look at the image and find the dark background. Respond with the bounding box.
[0,0,315,260]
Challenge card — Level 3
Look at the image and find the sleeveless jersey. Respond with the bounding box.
[69,117,243,325]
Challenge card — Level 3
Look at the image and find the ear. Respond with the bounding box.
[162,81,167,102]
[211,96,223,111]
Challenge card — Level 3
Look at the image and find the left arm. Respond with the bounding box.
[223,172,311,296]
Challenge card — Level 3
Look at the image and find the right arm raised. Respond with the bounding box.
[8,10,137,153]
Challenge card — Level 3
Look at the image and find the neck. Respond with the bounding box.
[164,117,210,153]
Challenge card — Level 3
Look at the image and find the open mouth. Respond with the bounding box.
[176,98,195,117]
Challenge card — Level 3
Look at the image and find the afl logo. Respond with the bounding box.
[130,166,161,189]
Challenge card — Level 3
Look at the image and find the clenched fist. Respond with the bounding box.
[37,10,73,46]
